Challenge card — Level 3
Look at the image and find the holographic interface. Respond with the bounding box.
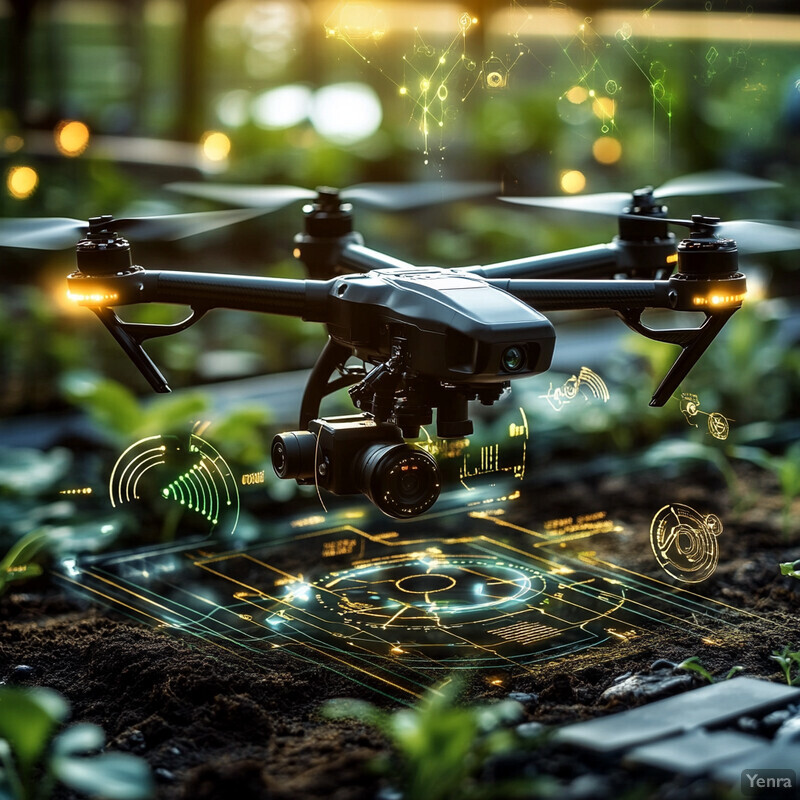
[650,503,722,583]
[678,393,732,441]
[540,367,610,412]
[56,490,767,703]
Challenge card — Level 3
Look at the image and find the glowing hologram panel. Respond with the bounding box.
[55,493,778,703]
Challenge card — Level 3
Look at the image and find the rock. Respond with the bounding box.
[507,691,539,707]
[516,721,546,738]
[601,667,696,705]
[737,715,760,733]
[154,768,175,782]
[775,710,800,741]
[565,774,612,800]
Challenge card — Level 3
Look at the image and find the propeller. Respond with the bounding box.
[165,180,498,213]
[622,213,800,255]
[500,171,780,216]
[0,208,265,251]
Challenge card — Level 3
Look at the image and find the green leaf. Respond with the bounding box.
[62,375,142,442]
[54,753,154,800]
[677,656,715,684]
[53,724,106,757]
[0,687,68,779]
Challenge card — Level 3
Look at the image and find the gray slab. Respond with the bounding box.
[556,678,800,754]
[713,740,800,785]
[624,730,765,776]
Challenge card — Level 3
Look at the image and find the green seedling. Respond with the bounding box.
[0,528,52,597]
[0,686,153,800]
[780,560,800,579]
[324,676,547,800]
[677,656,744,684]
[770,646,800,686]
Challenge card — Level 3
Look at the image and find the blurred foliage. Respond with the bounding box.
[0,686,153,800]
[324,675,550,800]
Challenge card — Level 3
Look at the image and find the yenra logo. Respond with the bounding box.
[741,769,796,796]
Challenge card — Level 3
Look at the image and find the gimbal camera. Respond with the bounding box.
[3,173,796,518]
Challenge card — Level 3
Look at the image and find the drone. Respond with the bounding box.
[3,172,798,519]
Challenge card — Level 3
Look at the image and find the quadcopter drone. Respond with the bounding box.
[3,172,797,519]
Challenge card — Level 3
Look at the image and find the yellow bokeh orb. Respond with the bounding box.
[55,120,90,157]
[560,170,586,195]
[592,136,622,165]
[565,85,589,104]
[7,165,38,199]
[201,131,231,162]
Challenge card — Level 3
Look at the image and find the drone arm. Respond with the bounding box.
[338,243,416,273]
[460,243,620,280]
[68,268,332,321]
[491,278,670,310]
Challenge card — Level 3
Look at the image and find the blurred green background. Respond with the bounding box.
[0,0,799,519]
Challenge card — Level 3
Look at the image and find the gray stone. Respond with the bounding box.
[600,668,695,705]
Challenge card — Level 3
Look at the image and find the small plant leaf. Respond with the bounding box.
[53,723,106,757]
[54,752,154,800]
[677,656,715,684]
[780,560,800,579]
[0,687,68,779]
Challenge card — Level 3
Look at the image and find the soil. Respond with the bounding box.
[2,460,800,800]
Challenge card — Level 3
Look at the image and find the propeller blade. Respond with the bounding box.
[113,208,265,241]
[499,192,633,216]
[717,220,800,254]
[653,170,780,199]
[0,217,87,250]
[166,182,316,211]
[342,181,498,210]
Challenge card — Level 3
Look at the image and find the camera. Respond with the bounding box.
[272,414,441,519]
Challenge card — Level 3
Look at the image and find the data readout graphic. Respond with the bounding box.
[55,495,776,703]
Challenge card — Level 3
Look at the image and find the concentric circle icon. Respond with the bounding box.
[109,434,239,537]
[650,504,721,583]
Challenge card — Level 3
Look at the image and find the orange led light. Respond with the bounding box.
[666,253,678,264]
[67,290,119,304]
[693,291,746,307]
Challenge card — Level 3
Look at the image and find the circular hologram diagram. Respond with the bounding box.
[650,504,721,583]
[109,434,239,537]
[299,551,628,669]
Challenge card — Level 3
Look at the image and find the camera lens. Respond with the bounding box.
[356,443,441,519]
[271,431,317,480]
[501,345,526,373]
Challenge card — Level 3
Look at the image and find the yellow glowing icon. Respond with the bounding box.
[650,504,722,583]
[678,393,731,440]
[692,292,746,307]
[7,166,38,199]
[541,366,610,412]
[55,120,90,157]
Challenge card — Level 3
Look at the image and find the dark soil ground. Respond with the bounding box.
[2,460,799,800]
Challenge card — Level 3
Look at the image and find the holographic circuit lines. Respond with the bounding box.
[56,496,774,703]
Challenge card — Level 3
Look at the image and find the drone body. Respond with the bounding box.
[4,174,789,518]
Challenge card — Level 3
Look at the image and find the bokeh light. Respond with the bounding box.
[560,169,586,194]
[7,165,38,199]
[592,136,622,164]
[566,85,589,104]
[252,84,312,129]
[201,131,231,162]
[310,82,382,145]
[55,120,90,157]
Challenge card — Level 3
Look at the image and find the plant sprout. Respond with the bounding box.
[770,646,800,686]
[0,686,153,800]
[323,676,548,800]
[677,656,744,684]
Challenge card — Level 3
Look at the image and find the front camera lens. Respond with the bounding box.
[356,443,441,519]
[501,345,526,373]
[271,431,317,480]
